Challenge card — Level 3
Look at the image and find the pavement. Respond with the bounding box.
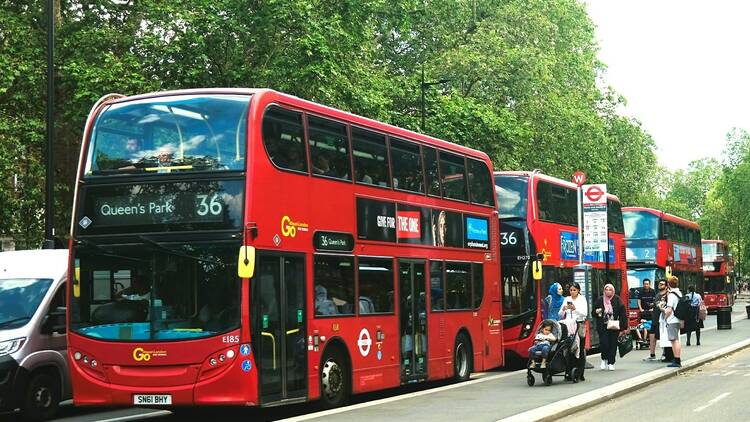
[281,296,750,422]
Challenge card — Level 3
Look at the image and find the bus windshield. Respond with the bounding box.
[71,241,240,341]
[0,278,53,330]
[495,175,528,219]
[85,95,250,176]
[623,211,659,240]
[702,243,723,261]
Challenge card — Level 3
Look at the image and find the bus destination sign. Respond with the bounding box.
[313,232,354,252]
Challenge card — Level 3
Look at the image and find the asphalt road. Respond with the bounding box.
[571,343,750,421]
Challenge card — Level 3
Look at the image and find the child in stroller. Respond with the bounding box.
[528,320,557,368]
[634,316,652,350]
[527,319,580,386]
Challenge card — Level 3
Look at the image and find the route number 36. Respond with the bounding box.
[500,232,518,246]
[196,194,223,216]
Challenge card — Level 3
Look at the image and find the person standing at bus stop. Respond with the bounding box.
[593,284,628,371]
[659,276,683,367]
[685,285,703,346]
[543,282,564,320]
[559,282,588,380]
[644,279,668,361]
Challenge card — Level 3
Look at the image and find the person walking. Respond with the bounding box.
[593,284,628,371]
[644,279,669,361]
[685,285,703,346]
[658,276,683,367]
[543,282,564,321]
[559,282,588,380]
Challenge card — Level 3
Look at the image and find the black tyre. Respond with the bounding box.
[526,374,535,387]
[543,372,553,386]
[320,347,350,409]
[570,367,579,384]
[22,371,60,422]
[453,332,472,382]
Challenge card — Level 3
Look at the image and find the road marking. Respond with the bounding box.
[693,392,731,413]
[743,372,750,377]
[723,370,738,376]
[90,411,172,422]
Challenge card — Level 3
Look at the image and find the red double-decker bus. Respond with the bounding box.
[67,89,502,409]
[494,171,627,364]
[701,239,735,311]
[623,207,703,325]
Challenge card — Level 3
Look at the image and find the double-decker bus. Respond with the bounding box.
[623,207,703,325]
[701,239,735,311]
[494,171,627,364]
[67,89,502,409]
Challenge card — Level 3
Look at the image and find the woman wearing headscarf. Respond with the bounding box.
[559,282,588,381]
[593,284,628,371]
[543,282,564,320]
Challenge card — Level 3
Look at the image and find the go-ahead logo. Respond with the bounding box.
[132,347,167,362]
[281,215,309,238]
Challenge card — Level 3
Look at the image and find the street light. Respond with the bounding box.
[420,67,450,132]
[43,0,55,249]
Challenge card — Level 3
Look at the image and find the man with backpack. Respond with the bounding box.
[658,276,684,368]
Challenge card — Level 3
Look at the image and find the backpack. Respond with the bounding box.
[670,292,691,321]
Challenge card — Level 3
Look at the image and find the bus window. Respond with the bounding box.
[430,261,444,311]
[501,264,534,318]
[445,262,471,310]
[308,116,351,181]
[423,146,441,196]
[623,211,660,240]
[537,181,577,226]
[467,159,493,206]
[262,106,308,173]
[390,138,424,193]
[607,200,624,233]
[440,152,468,201]
[357,258,394,314]
[472,263,484,309]
[352,127,390,188]
[313,255,354,316]
[495,175,528,219]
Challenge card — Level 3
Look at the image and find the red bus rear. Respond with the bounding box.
[623,207,703,326]
[702,239,735,311]
[495,171,627,365]
[67,89,502,409]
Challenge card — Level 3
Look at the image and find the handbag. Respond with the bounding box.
[698,297,708,321]
[606,318,621,331]
[617,333,634,358]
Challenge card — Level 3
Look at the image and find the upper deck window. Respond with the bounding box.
[623,211,660,240]
[536,181,577,226]
[440,152,468,201]
[495,175,529,219]
[607,200,624,233]
[85,95,250,177]
[263,106,308,173]
[390,138,424,193]
[308,116,352,181]
[352,127,389,187]
[467,159,493,206]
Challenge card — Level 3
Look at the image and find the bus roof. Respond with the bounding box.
[702,239,728,246]
[622,207,701,230]
[494,170,622,203]
[100,88,492,163]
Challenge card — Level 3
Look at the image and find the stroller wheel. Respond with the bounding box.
[543,372,553,386]
[570,367,579,383]
[527,373,535,386]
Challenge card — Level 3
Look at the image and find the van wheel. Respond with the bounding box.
[22,372,60,422]
[453,333,472,382]
[320,347,350,409]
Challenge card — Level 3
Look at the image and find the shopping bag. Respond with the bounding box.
[617,333,634,358]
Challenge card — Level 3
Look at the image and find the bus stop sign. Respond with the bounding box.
[572,171,586,187]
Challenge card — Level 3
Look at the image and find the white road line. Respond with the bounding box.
[743,372,750,377]
[90,411,172,422]
[722,370,739,376]
[693,392,732,413]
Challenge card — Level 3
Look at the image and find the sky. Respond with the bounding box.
[585,0,750,170]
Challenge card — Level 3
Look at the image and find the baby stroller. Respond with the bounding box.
[526,319,580,386]
[634,311,652,350]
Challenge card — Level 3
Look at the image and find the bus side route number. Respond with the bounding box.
[133,394,172,405]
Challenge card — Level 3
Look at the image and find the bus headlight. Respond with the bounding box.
[0,337,26,356]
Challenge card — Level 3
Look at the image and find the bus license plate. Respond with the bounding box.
[133,394,172,405]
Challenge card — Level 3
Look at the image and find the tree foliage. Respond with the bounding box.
[1,0,659,247]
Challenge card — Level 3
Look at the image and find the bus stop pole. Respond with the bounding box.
[43,0,55,249]
[577,186,583,265]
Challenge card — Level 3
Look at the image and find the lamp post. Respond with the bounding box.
[43,0,55,249]
[420,66,450,132]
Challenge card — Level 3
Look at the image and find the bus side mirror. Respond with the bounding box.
[532,260,543,281]
[238,246,256,279]
[665,265,672,278]
[73,266,81,298]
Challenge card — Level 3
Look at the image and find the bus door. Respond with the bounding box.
[252,254,307,405]
[398,260,427,383]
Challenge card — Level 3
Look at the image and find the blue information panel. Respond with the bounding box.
[560,232,615,263]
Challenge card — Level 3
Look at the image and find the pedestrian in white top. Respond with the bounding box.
[658,276,682,367]
[559,282,588,381]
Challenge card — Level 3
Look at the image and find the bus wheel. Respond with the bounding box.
[22,371,60,422]
[453,333,472,382]
[320,347,350,409]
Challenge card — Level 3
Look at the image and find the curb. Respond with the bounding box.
[498,320,750,422]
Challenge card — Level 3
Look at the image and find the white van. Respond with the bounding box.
[0,249,69,421]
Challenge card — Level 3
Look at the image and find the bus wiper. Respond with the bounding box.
[0,316,31,328]
[499,216,526,222]
[137,236,221,265]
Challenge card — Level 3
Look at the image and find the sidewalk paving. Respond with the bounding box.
[294,300,750,422]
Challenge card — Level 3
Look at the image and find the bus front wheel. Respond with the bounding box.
[320,347,350,409]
